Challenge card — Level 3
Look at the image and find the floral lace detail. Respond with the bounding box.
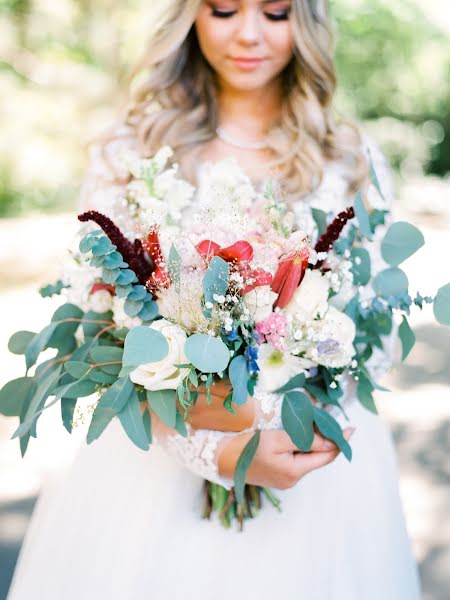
[159,426,234,489]
[253,387,283,431]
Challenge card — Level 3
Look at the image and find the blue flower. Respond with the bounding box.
[245,345,259,373]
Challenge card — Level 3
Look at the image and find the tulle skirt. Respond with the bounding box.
[7,400,421,600]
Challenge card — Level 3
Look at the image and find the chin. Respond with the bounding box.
[220,72,278,93]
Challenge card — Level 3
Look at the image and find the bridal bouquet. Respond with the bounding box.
[2,146,449,529]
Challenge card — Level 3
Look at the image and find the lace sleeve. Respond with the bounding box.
[150,414,235,489]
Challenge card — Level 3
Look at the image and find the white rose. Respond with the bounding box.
[285,270,330,320]
[89,289,113,313]
[244,286,278,323]
[312,306,356,368]
[112,297,142,330]
[130,319,189,391]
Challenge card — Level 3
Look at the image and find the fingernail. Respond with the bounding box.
[346,427,356,438]
[324,440,335,450]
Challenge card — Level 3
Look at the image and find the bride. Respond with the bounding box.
[7,1,422,598]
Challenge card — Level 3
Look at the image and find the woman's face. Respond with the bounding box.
[195,0,294,93]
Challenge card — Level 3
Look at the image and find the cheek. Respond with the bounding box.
[269,27,294,68]
[195,11,230,65]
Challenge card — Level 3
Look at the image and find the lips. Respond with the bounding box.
[230,56,266,70]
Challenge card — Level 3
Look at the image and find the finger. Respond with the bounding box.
[311,433,337,452]
[293,448,340,475]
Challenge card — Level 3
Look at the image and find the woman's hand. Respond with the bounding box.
[217,428,355,490]
[186,379,256,432]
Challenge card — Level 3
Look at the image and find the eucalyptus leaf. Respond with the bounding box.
[81,310,113,338]
[61,398,77,433]
[350,248,371,286]
[64,361,92,379]
[147,389,177,428]
[313,407,352,462]
[234,430,260,505]
[124,299,144,317]
[381,222,425,267]
[142,408,152,444]
[175,407,188,438]
[203,256,230,306]
[8,331,36,355]
[433,283,450,326]
[90,346,123,366]
[399,316,416,361]
[25,322,59,370]
[54,379,98,400]
[0,377,36,417]
[311,208,328,236]
[184,334,230,373]
[118,388,150,451]
[123,326,169,367]
[12,365,63,439]
[274,373,306,394]
[373,268,409,297]
[354,192,372,240]
[357,377,377,414]
[229,355,249,406]
[281,391,314,452]
[368,150,386,203]
[87,377,134,443]
[138,300,159,322]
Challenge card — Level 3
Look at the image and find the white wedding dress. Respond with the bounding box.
[7,128,422,600]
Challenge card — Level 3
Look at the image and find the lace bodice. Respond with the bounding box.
[79,126,397,487]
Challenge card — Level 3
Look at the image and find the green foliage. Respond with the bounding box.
[234,430,260,505]
[147,389,177,428]
[122,326,169,367]
[399,316,416,360]
[228,355,249,406]
[202,256,230,309]
[354,192,372,240]
[274,373,306,394]
[87,377,134,443]
[381,222,425,266]
[0,377,36,417]
[313,407,352,462]
[281,391,314,452]
[184,334,230,374]
[8,331,36,355]
[433,283,450,326]
[118,387,150,451]
[372,267,409,297]
[311,208,328,236]
[350,248,371,286]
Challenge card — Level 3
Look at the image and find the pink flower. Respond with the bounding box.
[255,311,288,351]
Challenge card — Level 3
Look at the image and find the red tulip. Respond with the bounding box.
[272,248,309,309]
[196,240,221,261]
[217,241,254,263]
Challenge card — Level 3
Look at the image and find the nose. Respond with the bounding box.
[236,9,263,46]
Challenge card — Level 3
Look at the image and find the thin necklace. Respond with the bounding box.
[216,126,269,151]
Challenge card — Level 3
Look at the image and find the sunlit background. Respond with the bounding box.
[0,1,449,598]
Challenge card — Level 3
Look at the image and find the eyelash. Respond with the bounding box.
[211,9,289,21]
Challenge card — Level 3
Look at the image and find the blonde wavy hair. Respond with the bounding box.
[108,0,369,197]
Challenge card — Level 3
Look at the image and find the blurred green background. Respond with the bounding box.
[0,0,449,218]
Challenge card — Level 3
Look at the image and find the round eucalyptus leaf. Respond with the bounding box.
[8,331,36,355]
[372,267,409,297]
[184,334,230,373]
[381,221,425,267]
[433,283,450,326]
[122,326,169,367]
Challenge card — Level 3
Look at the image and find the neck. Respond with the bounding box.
[217,81,282,138]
